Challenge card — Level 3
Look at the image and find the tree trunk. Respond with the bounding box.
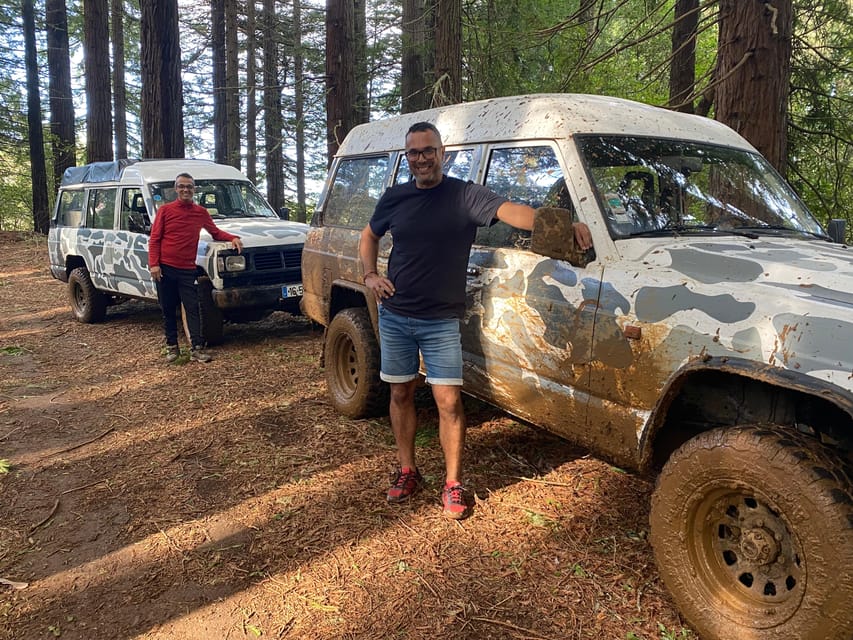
[402,0,430,113]
[716,0,792,174]
[212,0,227,164]
[325,0,356,161]
[669,0,699,113]
[23,0,50,233]
[83,0,113,162]
[245,0,257,183]
[140,0,185,159]
[46,0,76,187]
[432,0,461,107]
[225,0,241,169]
[263,0,284,211]
[353,0,369,124]
[293,0,307,222]
[111,0,128,158]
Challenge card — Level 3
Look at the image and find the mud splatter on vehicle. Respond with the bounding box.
[301,94,853,640]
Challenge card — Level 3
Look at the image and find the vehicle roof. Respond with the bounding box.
[59,159,251,187]
[336,93,756,156]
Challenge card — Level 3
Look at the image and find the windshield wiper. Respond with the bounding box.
[627,224,759,239]
[734,225,832,241]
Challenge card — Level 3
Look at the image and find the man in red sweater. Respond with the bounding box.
[148,173,243,363]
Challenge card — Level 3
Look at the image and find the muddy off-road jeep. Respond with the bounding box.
[48,159,308,343]
[300,94,853,639]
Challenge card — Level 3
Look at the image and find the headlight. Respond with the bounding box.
[216,255,246,272]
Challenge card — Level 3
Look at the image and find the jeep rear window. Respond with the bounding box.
[577,135,824,239]
[56,189,84,227]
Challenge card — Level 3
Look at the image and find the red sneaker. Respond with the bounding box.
[387,468,423,503]
[442,483,471,519]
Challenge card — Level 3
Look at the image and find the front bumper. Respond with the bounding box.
[211,282,302,312]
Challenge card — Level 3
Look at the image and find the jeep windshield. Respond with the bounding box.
[576,135,827,240]
[150,180,279,219]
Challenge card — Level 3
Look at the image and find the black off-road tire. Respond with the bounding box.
[324,307,388,418]
[67,267,107,323]
[650,425,853,640]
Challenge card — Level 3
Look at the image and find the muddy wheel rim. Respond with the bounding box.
[331,333,358,399]
[690,486,805,627]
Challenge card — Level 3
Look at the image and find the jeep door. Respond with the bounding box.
[463,143,599,446]
[82,187,119,290]
[114,187,156,298]
[302,154,392,327]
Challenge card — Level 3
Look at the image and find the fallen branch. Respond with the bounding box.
[29,498,60,533]
[45,426,115,458]
[0,426,21,442]
[470,616,555,640]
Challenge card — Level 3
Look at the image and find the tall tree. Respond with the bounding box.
[325,0,356,160]
[669,0,699,113]
[716,0,793,173]
[432,0,461,106]
[225,0,241,169]
[353,0,368,124]
[23,0,49,233]
[293,0,307,221]
[46,0,76,186]
[262,0,284,210]
[245,0,257,182]
[111,0,128,158]
[212,0,227,164]
[139,0,184,158]
[401,0,430,113]
[83,0,113,162]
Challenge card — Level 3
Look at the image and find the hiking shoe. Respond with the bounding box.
[164,345,179,363]
[442,483,471,520]
[387,468,423,503]
[190,347,212,363]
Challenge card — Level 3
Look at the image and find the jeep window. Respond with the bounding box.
[577,135,825,239]
[120,188,149,233]
[56,189,84,227]
[477,145,571,249]
[150,180,278,219]
[86,188,117,230]
[395,148,477,184]
[324,155,389,229]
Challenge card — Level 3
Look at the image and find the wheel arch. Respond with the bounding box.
[64,254,87,278]
[640,356,853,473]
[329,280,376,333]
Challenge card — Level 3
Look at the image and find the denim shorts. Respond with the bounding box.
[378,305,463,386]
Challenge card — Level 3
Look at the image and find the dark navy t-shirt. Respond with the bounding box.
[369,176,507,319]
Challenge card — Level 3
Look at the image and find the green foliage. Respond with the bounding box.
[1,0,853,235]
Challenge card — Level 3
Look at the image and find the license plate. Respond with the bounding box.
[282,283,303,298]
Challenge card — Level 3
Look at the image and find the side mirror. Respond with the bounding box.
[827,218,846,244]
[530,207,593,268]
[278,207,290,220]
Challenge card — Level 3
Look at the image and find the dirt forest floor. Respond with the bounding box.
[0,231,696,640]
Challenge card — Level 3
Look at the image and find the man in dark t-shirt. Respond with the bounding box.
[360,122,592,519]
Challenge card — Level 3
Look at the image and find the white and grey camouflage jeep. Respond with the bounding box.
[48,159,308,343]
[300,94,853,640]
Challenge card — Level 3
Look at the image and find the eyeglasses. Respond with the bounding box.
[405,147,437,161]
[176,184,195,190]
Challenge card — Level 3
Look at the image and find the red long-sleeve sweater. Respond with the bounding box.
[148,200,238,270]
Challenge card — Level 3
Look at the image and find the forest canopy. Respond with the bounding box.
[1,0,852,237]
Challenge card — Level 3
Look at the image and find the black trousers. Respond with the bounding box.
[156,264,203,349]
